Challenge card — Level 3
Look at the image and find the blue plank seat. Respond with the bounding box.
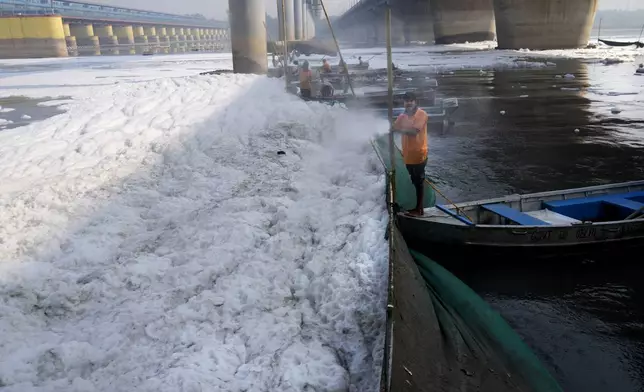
[481,203,551,226]
[602,197,644,213]
[543,191,644,221]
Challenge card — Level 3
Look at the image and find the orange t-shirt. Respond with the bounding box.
[322,63,331,73]
[299,70,312,90]
[394,108,429,165]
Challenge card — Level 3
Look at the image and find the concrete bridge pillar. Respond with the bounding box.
[229,0,267,74]
[302,2,308,39]
[369,21,382,46]
[294,0,303,40]
[63,22,78,56]
[203,29,210,49]
[493,0,598,49]
[166,27,178,53]
[202,29,209,49]
[211,29,218,49]
[176,27,186,52]
[277,0,295,41]
[94,25,119,55]
[401,2,434,44]
[69,23,100,55]
[214,29,220,50]
[156,27,169,53]
[132,26,148,53]
[191,28,199,49]
[0,15,68,58]
[184,28,194,49]
[431,0,495,44]
[405,18,434,44]
[113,25,135,54]
[353,25,368,45]
[362,13,404,46]
[144,26,159,51]
[204,29,213,50]
[305,5,315,39]
[217,29,226,50]
[192,28,201,50]
[391,14,406,45]
[212,29,218,50]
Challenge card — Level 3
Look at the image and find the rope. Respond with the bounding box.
[370,138,387,169]
[319,0,357,98]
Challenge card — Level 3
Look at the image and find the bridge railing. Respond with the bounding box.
[69,41,230,51]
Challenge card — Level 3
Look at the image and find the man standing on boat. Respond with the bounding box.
[321,59,332,73]
[299,61,313,99]
[392,92,429,216]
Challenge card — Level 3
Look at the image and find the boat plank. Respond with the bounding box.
[603,197,644,213]
[482,203,551,226]
[435,205,475,225]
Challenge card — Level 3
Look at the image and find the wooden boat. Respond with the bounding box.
[599,39,644,48]
[350,61,369,70]
[397,180,644,258]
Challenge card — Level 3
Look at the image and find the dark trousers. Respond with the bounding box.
[405,159,427,186]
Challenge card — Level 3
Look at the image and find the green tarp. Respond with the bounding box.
[373,134,436,211]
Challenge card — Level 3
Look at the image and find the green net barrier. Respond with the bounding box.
[410,248,563,392]
[373,133,436,211]
[386,226,563,391]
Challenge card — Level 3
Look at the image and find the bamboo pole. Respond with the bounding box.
[280,0,289,89]
[319,0,356,97]
[386,7,395,198]
[383,5,395,392]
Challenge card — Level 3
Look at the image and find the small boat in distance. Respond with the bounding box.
[397,180,644,258]
[599,38,644,48]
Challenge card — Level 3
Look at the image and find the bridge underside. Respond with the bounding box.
[335,0,598,50]
[336,0,495,46]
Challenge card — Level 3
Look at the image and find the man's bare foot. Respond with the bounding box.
[405,209,424,217]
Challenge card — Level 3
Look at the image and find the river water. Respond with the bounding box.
[425,58,644,391]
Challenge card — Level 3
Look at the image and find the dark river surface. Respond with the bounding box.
[424,58,644,392]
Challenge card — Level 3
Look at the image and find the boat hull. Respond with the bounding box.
[397,214,644,260]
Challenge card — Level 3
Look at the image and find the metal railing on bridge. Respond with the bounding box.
[69,40,230,54]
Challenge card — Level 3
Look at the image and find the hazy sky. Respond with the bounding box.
[91,0,641,21]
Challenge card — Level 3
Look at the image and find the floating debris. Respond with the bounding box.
[602,58,624,65]
[500,110,506,115]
